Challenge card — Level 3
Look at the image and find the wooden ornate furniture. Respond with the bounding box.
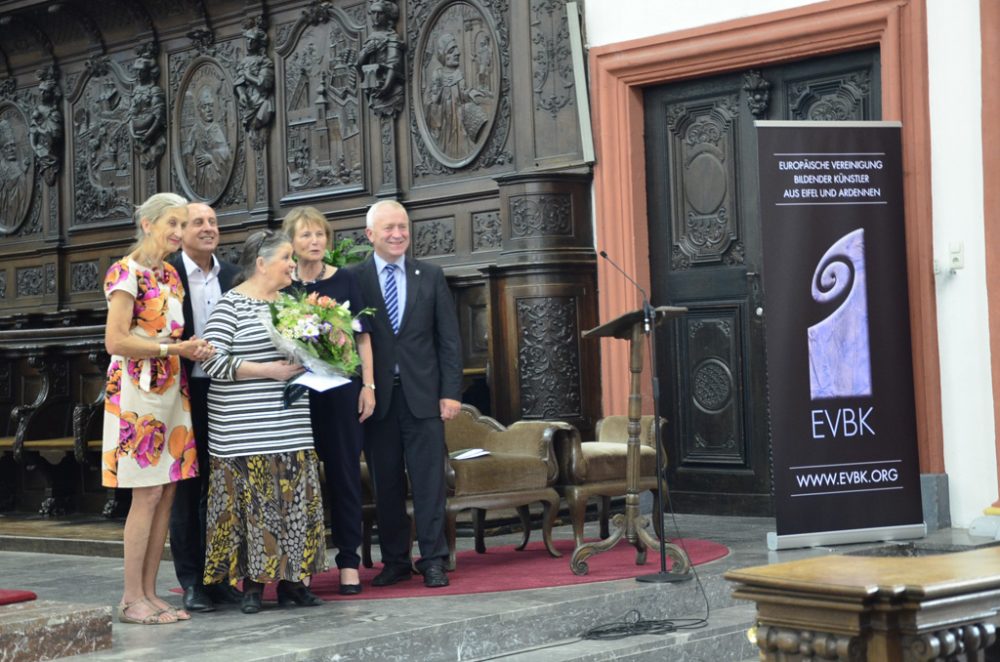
[726,546,1000,661]
[361,404,568,571]
[554,414,666,547]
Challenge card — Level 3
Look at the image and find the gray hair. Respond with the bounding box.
[233,229,291,286]
[131,192,188,250]
[365,199,408,229]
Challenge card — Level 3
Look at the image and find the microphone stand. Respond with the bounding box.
[599,251,691,584]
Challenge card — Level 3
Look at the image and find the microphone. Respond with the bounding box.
[599,250,652,333]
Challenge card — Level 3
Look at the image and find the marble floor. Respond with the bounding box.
[0,511,993,661]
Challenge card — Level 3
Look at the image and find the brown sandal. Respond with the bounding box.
[117,599,177,625]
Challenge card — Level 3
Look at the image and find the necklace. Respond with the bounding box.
[295,262,327,285]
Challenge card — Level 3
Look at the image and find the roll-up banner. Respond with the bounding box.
[755,121,925,551]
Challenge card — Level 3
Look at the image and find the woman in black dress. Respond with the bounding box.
[282,206,374,595]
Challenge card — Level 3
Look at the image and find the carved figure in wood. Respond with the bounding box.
[424,33,488,161]
[128,45,166,170]
[234,17,274,149]
[356,0,405,118]
[0,119,28,222]
[183,87,231,199]
[28,65,63,186]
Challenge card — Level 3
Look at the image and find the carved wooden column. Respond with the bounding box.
[485,172,598,437]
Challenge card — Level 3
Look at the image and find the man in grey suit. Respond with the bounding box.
[353,199,462,588]
[167,202,240,611]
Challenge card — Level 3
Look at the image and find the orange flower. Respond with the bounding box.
[102,447,119,487]
[105,361,122,417]
[168,426,198,481]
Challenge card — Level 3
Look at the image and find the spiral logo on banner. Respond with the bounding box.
[807,228,872,400]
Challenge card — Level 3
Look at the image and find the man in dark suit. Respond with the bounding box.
[353,199,462,588]
[167,202,240,611]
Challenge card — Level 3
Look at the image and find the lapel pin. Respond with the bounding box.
[415,269,420,275]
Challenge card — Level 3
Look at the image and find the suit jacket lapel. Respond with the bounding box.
[399,259,419,335]
[360,257,391,333]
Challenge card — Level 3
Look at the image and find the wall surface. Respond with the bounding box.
[583,0,997,527]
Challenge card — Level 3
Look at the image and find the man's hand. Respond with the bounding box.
[439,398,461,421]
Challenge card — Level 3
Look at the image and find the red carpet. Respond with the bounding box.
[261,537,728,601]
[0,589,37,606]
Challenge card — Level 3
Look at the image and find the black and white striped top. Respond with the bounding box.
[202,290,313,458]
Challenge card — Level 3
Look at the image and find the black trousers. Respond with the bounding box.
[309,380,364,570]
[363,383,448,572]
[169,377,211,589]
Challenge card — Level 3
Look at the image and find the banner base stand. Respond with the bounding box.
[767,522,927,551]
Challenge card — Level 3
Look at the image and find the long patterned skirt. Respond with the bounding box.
[203,450,327,585]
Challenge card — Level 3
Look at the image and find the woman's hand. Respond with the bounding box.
[358,385,375,423]
[265,360,305,382]
[176,337,215,362]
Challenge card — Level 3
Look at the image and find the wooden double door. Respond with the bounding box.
[644,49,881,515]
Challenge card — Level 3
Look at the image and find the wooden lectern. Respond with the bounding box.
[571,305,692,578]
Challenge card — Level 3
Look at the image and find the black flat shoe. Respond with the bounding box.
[422,565,449,588]
[183,585,216,613]
[206,583,243,605]
[371,565,413,587]
[276,581,323,607]
[338,583,363,596]
[240,591,262,615]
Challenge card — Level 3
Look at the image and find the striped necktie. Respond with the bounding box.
[383,263,400,334]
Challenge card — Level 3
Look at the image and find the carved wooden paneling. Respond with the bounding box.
[409,0,512,176]
[680,311,745,465]
[277,6,365,197]
[70,261,101,293]
[44,264,56,295]
[665,95,740,268]
[472,210,501,251]
[0,270,6,299]
[171,55,240,204]
[516,295,582,419]
[528,0,581,163]
[788,69,872,121]
[0,101,35,235]
[15,266,43,298]
[70,55,136,227]
[509,193,571,238]
[334,227,369,246]
[413,217,455,257]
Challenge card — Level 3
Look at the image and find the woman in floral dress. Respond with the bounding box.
[103,192,214,625]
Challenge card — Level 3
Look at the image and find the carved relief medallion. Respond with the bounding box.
[414,1,500,168]
[0,103,33,233]
[175,60,238,203]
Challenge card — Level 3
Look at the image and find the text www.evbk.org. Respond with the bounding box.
[789,460,903,497]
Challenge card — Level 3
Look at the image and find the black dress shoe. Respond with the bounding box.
[205,583,243,604]
[422,565,449,588]
[241,591,262,615]
[276,581,324,607]
[371,565,413,587]
[338,582,363,596]
[183,585,216,612]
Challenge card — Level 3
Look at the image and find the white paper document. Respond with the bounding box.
[450,448,491,461]
[292,371,350,392]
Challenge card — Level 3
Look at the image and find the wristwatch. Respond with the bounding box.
[363,383,376,391]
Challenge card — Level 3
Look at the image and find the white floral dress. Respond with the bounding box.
[101,257,197,488]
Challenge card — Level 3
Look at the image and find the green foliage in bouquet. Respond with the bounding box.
[323,237,373,268]
[269,291,374,377]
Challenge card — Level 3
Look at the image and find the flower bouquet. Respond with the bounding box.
[262,291,373,404]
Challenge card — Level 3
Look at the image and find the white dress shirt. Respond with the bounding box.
[181,251,222,378]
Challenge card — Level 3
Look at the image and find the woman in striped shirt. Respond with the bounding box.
[201,230,327,614]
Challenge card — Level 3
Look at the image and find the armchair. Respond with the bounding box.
[554,415,667,546]
[442,404,568,569]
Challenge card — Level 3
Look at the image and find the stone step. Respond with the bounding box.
[469,604,757,661]
[0,599,111,662]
